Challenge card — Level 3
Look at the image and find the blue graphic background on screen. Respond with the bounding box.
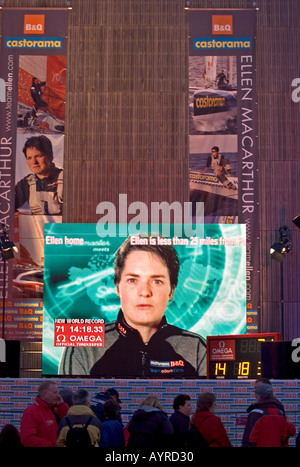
[42,223,246,374]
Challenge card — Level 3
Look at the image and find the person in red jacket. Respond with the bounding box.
[20,380,69,447]
[191,392,231,447]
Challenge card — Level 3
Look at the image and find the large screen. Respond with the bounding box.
[42,223,246,378]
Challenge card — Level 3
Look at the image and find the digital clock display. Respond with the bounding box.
[207,333,281,379]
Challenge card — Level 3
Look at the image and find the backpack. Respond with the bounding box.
[65,416,93,447]
[185,425,208,448]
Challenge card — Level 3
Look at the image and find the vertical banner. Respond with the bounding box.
[0,8,69,340]
[188,9,259,332]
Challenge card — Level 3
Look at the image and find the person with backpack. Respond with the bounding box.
[57,389,101,447]
[190,392,231,447]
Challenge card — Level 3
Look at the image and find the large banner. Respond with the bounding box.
[0,8,69,340]
[42,223,246,378]
[188,9,259,331]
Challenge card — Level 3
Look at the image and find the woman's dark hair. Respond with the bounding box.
[23,135,53,162]
[114,234,180,288]
[103,399,120,420]
[173,394,191,410]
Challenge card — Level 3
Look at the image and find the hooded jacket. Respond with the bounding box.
[192,411,231,447]
[249,408,296,447]
[20,396,68,447]
[127,406,174,448]
[59,310,206,378]
[242,397,286,447]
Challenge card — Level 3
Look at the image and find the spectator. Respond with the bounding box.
[59,388,74,407]
[191,392,231,447]
[242,383,294,447]
[169,394,192,447]
[57,389,101,447]
[90,388,122,422]
[20,380,68,447]
[0,424,23,448]
[247,378,285,416]
[296,429,300,448]
[99,399,125,447]
[127,396,174,448]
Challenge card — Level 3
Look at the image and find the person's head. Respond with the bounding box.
[23,135,54,179]
[72,389,91,406]
[254,383,273,401]
[105,388,122,404]
[103,399,120,420]
[196,392,216,414]
[0,424,22,447]
[114,234,180,332]
[59,388,74,407]
[139,396,163,411]
[38,380,60,405]
[173,394,192,417]
[211,146,219,158]
[254,378,271,389]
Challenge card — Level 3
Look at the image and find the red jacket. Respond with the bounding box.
[20,396,69,447]
[192,411,231,447]
[249,409,296,447]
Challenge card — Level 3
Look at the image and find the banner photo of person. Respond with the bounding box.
[0,8,69,340]
[42,223,246,379]
[188,9,259,331]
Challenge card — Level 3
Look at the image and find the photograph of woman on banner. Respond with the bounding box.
[59,234,207,379]
[15,135,63,216]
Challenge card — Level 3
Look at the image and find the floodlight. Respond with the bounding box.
[270,225,292,262]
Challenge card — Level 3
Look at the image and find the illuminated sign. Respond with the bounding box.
[207,333,281,379]
[42,223,247,378]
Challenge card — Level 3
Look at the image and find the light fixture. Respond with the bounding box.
[292,215,300,229]
[270,225,292,262]
[0,234,18,260]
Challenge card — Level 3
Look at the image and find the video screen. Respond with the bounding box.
[42,223,246,378]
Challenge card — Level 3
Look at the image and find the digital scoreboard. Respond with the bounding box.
[207,333,281,379]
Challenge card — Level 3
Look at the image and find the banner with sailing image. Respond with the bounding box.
[188,9,259,331]
[0,8,69,340]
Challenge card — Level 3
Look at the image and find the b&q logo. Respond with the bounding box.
[24,15,45,34]
[212,15,233,35]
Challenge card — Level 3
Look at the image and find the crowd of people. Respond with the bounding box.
[0,378,298,448]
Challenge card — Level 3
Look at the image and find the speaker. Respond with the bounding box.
[0,340,20,377]
[261,341,300,379]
